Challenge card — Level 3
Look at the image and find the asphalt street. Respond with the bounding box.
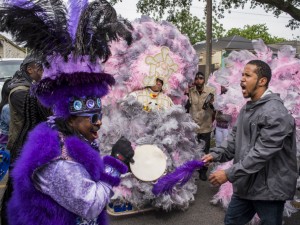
[108,179,300,225]
[0,170,299,225]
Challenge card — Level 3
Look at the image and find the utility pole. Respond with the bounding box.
[205,0,212,81]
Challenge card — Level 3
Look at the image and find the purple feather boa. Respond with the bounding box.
[152,160,205,195]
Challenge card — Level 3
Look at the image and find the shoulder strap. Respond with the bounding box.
[8,86,30,105]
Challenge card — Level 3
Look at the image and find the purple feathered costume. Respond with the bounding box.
[8,123,114,225]
[0,0,133,224]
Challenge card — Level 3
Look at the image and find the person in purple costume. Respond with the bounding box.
[8,102,131,225]
[0,0,133,224]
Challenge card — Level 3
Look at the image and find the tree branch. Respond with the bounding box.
[255,0,300,21]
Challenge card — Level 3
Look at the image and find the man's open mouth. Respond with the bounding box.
[240,83,246,94]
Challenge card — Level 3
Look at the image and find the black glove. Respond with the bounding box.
[111,136,135,166]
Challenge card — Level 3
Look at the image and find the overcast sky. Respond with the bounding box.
[1,0,298,42]
[114,0,300,41]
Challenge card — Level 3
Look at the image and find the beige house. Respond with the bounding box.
[193,36,254,74]
[0,34,26,58]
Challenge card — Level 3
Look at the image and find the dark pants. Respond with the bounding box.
[225,195,285,225]
[197,132,211,154]
[197,132,211,173]
[1,174,13,225]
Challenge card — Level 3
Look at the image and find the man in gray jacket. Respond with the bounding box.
[202,60,298,225]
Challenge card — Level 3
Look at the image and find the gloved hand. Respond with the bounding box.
[101,155,128,187]
[111,136,135,166]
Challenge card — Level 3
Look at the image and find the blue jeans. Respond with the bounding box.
[225,195,285,225]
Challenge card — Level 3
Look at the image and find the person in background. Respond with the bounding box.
[202,60,298,225]
[215,86,232,147]
[1,55,51,225]
[0,79,12,150]
[0,79,12,212]
[6,55,47,158]
[188,71,216,181]
[129,78,173,111]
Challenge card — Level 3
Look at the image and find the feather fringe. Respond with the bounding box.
[152,160,204,195]
[98,98,204,210]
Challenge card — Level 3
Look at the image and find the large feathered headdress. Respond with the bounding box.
[0,0,132,117]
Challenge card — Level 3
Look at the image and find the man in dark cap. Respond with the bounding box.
[188,71,215,181]
[7,55,44,152]
[1,55,51,224]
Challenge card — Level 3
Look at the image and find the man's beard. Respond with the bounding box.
[196,83,204,90]
[247,81,259,99]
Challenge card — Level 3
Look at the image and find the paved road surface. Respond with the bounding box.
[0,171,299,225]
[109,179,300,225]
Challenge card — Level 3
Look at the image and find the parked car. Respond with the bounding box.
[0,58,23,80]
[0,58,24,101]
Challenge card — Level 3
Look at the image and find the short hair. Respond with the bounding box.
[195,71,205,79]
[247,60,272,87]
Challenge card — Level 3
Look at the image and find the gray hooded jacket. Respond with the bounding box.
[210,93,298,200]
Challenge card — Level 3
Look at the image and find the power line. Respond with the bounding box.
[194,39,300,47]
[190,5,292,19]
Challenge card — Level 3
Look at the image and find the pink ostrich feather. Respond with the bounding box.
[103,16,198,106]
[211,161,233,208]
[113,185,132,199]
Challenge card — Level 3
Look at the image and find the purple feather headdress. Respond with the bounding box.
[0,0,132,117]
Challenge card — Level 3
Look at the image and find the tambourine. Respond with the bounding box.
[130,145,167,182]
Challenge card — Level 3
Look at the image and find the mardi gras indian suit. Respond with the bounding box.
[100,17,205,212]
[129,47,175,111]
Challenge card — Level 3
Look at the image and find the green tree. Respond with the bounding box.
[226,24,286,44]
[110,0,300,29]
[167,10,225,44]
[217,0,300,29]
